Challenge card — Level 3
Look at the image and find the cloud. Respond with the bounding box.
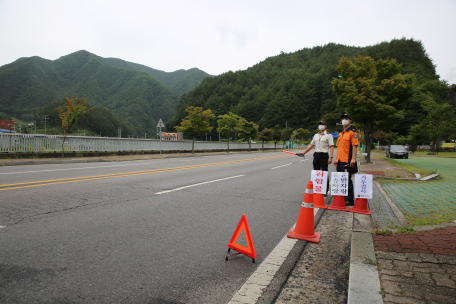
[216,24,258,48]
[445,67,456,85]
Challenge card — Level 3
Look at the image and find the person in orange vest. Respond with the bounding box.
[297,120,334,195]
[334,113,358,205]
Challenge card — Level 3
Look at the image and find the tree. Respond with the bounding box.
[294,128,313,141]
[384,132,398,145]
[332,55,414,163]
[175,106,215,154]
[258,128,273,151]
[235,118,259,151]
[281,127,294,149]
[272,125,282,149]
[58,96,94,158]
[217,112,239,152]
[410,94,456,154]
[373,130,388,146]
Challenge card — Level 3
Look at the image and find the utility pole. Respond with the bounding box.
[42,115,49,134]
[157,118,165,154]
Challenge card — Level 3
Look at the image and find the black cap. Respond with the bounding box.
[341,113,352,120]
[318,120,327,125]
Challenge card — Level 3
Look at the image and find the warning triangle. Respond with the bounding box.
[227,214,256,259]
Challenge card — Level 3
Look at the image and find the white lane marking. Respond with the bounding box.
[155,175,245,194]
[228,208,320,303]
[0,162,154,175]
[0,226,6,228]
[299,159,308,162]
[271,163,292,170]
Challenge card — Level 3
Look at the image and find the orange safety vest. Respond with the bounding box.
[336,126,359,163]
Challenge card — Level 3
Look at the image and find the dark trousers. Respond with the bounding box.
[336,162,354,201]
[313,152,329,193]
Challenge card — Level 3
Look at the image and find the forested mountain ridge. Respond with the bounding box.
[0,50,210,137]
[166,38,452,138]
[100,57,211,97]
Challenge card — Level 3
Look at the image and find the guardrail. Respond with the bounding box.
[0,133,279,152]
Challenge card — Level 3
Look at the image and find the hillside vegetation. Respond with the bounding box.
[0,50,210,137]
[166,38,452,139]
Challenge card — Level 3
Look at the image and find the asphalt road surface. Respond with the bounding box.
[0,151,325,303]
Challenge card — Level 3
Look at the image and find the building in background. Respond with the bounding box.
[0,119,15,133]
[161,132,183,141]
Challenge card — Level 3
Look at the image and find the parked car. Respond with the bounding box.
[386,145,409,159]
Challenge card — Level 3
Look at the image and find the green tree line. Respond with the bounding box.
[166,38,455,144]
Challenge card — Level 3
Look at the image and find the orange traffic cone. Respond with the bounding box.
[349,198,372,215]
[287,181,321,243]
[313,193,328,209]
[328,195,350,212]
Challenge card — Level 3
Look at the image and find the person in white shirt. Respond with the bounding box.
[297,121,334,194]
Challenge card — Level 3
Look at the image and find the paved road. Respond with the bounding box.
[0,151,321,303]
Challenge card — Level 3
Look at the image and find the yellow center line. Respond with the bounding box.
[0,155,287,191]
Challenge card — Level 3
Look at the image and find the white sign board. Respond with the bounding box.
[355,174,373,199]
[311,170,328,195]
[330,172,349,196]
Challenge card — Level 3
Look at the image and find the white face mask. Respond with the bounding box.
[318,125,325,131]
[342,119,350,126]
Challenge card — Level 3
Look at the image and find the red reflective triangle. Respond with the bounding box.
[227,214,256,259]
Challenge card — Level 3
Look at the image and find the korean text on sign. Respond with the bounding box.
[330,172,349,196]
[311,170,328,194]
[355,174,373,199]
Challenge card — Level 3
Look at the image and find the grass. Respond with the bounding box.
[378,155,432,177]
[363,256,378,266]
[412,151,456,157]
[343,261,350,274]
[379,287,386,298]
[375,177,414,184]
[405,211,456,227]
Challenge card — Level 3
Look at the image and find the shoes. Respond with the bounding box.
[345,200,354,206]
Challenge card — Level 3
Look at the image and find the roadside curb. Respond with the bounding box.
[348,213,383,304]
[373,181,408,226]
[228,196,330,304]
[0,159,109,166]
[0,150,291,166]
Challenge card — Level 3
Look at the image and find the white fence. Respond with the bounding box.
[0,133,278,153]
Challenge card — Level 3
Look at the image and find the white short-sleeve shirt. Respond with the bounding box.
[310,131,334,153]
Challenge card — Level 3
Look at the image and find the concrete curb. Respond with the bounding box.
[374,181,408,226]
[348,213,383,304]
[0,159,109,166]
[0,150,291,166]
[228,197,329,304]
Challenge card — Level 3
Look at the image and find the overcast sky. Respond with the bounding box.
[1,0,455,84]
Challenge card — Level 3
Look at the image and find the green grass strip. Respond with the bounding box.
[377,155,432,177]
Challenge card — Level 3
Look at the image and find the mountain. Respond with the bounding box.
[0,50,210,136]
[166,38,451,138]
[99,58,210,97]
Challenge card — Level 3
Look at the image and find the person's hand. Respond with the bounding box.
[327,157,332,164]
[333,160,337,166]
[350,159,356,168]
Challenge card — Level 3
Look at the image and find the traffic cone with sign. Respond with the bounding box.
[287,181,320,243]
[328,195,350,212]
[349,198,372,215]
[313,193,328,209]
